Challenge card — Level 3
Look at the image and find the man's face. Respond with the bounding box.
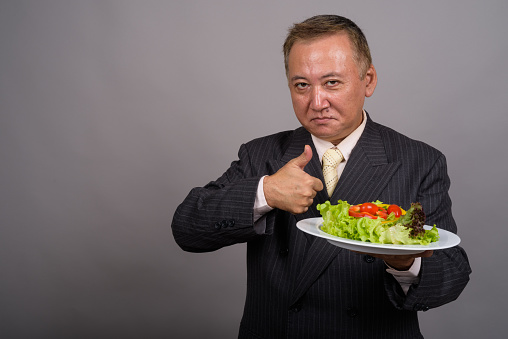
[287,33,377,145]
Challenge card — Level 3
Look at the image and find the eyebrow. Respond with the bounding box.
[320,72,342,79]
[290,73,342,82]
[290,75,307,82]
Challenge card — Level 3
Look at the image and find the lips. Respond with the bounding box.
[312,117,334,124]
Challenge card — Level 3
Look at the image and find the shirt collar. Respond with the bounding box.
[311,110,367,163]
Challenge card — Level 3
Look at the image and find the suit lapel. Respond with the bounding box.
[290,117,402,305]
[331,118,402,203]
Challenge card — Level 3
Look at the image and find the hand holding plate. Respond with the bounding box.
[353,250,433,270]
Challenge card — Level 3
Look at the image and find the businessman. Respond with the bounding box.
[172,15,471,338]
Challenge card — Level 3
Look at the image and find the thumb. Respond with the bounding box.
[292,145,313,170]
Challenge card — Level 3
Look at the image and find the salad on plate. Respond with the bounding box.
[317,200,439,245]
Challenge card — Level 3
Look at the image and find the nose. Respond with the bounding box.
[310,86,330,111]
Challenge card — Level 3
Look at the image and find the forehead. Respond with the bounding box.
[287,34,357,77]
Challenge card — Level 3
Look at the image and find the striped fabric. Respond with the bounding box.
[172,114,471,338]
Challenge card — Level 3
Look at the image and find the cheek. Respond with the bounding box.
[291,96,307,112]
[331,91,359,110]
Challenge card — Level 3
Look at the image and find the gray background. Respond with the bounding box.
[1,0,506,338]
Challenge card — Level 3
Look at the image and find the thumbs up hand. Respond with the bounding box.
[263,145,324,214]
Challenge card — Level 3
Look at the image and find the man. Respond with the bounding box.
[172,15,471,338]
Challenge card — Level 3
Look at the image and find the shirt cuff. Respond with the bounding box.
[253,176,273,233]
[385,257,421,295]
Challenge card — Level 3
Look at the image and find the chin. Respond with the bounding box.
[309,126,339,138]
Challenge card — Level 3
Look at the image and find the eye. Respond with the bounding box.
[295,82,309,90]
[326,80,339,86]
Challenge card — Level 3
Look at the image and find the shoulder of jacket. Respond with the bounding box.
[370,120,444,161]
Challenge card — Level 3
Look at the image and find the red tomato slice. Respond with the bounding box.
[359,202,379,214]
[376,210,388,219]
[349,210,378,219]
[387,204,402,218]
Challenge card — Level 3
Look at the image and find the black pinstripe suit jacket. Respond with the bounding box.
[172,115,471,338]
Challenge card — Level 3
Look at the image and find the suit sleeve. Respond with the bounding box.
[171,143,268,253]
[384,153,472,311]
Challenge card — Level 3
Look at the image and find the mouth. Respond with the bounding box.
[311,117,335,124]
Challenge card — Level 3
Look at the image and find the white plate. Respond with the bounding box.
[296,217,461,255]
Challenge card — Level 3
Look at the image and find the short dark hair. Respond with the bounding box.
[283,15,372,79]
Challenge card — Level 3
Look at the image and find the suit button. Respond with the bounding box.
[214,222,222,230]
[226,219,235,227]
[279,248,289,256]
[364,255,375,263]
[346,307,358,318]
[290,302,302,313]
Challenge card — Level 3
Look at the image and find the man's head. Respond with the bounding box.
[284,15,377,145]
[283,15,372,80]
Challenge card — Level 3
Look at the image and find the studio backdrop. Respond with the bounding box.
[1,1,507,338]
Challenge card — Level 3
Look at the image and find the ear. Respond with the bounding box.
[364,64,377,98]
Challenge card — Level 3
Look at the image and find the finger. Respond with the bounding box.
[419,250,434,258]
[292,145,313,170]
[312,177,324,191]
[291,206,309,215]
[305,198,314,208]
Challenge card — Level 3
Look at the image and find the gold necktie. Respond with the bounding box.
[322,147,344,196]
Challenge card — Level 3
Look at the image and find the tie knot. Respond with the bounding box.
[322,147,344,169]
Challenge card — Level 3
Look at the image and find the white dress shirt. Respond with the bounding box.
[253,111,420,294]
